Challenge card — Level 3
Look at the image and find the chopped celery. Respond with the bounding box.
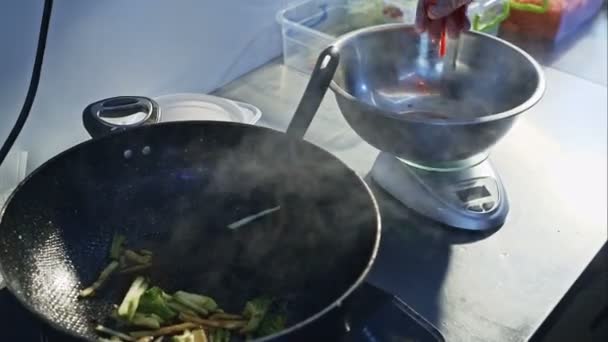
[110,234,126,260]
[117,276,149,321]
[173,291,217,315]
[132,313,163,329]
[79,260,120,298]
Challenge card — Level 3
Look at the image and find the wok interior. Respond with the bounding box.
[332,26,541,120]
[0,123,378,339]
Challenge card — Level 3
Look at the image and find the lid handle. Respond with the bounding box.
[83,96,161,139]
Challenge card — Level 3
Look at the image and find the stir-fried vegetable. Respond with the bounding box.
[169,329,207,342]
[167,300,198,317]
[256,312,286,337]
[173,291,218,316]
[134,337,155,342]
[79,260,120,298]
[240,296,272,334]
[208,329,230,342]
[138,287,177,321]
[96,325,136,341]
[208,313,242,321]
[124,249,153,265]
[179,313,247,330]
[120,264,153,275]
[82,231,288,341]
[130,323,200,338]
[110,234,127,260]
[118,276,149,321]
[132,313,164,329]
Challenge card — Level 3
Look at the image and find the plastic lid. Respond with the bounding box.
[154,93,262,125]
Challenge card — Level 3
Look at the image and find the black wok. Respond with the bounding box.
[0,48,382,341]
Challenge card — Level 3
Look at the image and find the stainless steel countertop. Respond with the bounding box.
[214,18,607,341]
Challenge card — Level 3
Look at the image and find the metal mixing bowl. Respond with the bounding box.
[329,24,545,168]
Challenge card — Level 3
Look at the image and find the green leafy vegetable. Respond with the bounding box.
[173,291,218,316]
[256,312,286,337]
[240,297,272,334]
[138,287,177,321]
[118,276,149,321]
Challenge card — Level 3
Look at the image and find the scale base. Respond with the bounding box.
[371,152,508,231]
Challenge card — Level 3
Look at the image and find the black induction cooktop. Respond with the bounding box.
[0,284,444,341]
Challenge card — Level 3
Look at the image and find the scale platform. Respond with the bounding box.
[371,152,508,231]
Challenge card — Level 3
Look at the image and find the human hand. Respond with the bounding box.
[416,0,472,39]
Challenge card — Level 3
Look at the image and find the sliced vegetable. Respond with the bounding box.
[139,249,154,256]
[124,249,153,265]
[170,330,193,342]
[110,234,127,260]
[138,287,176,321]
[173,291,218,315]
[209,329,230,342]
[240,296,272,333]
[98,337,123,342]
[79,261,120,298]
[118,276,149,321]
[119,263,152,275]
[96,324,135,341]
[136,337,154,342]
[256,312,286,337]
[130,323,200,338]
[167,300,198,317]
[169,329,207,342]
[227,206,280,230]
[208,313,242,321]
[132,313,164,329]
[179,313,247,330]
[191,329,208,342]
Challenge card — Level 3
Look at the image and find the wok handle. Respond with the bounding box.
[82,96,161,139]
[286,46,340,140]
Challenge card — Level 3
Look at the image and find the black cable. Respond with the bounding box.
[0,0,53,167]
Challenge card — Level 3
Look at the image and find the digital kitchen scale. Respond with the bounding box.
[371,152,508,231]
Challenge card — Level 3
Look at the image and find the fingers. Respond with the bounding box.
[415,0,429,33]
[426,18,445,43]
[417,0,472,36]
[427,0,472,20]
[445,6,470,38]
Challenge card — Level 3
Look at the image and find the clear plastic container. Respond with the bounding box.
[468,0,510,36]
[277,0,510,74]
[277,0,415,74]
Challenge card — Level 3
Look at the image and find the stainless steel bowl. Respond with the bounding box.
[329,24,545,168]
